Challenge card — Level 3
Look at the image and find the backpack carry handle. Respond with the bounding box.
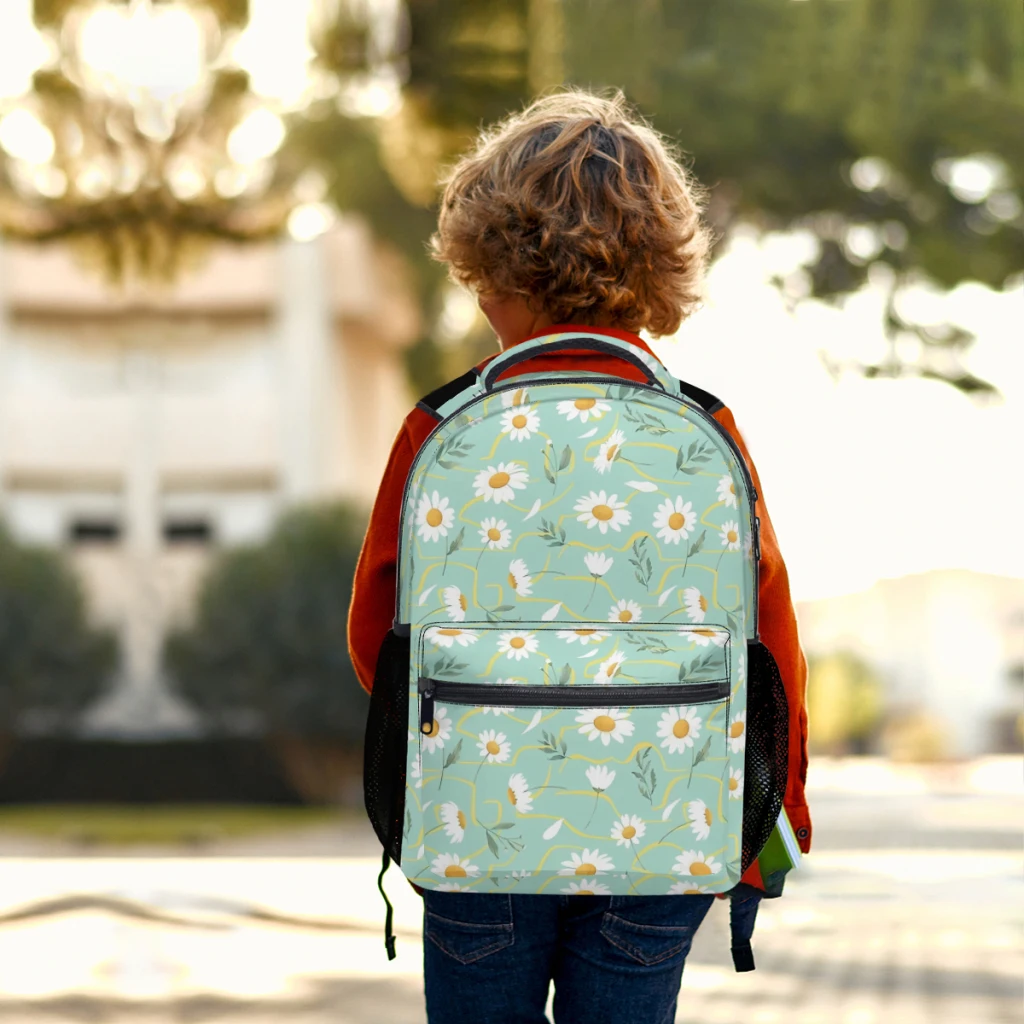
[480,332,677,394]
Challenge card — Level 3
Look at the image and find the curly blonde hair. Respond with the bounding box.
[431,89,711,337]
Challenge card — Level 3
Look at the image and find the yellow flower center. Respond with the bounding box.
[509,572,518,588]
[487,527,502,541]
[690,861,712,876]
[704,808,712,827]
[509,636,526,649]
[594,715,616,732]
[512,389,527,406]
[673,719,690,739]
[512,414,528,429]
[695,629,716,638]
[489,471,510,488]
[575,862,597,876]
[684,889,701,896]
[728,776,739,791]
[621,825,636,840]
[444,864,467,878]
[607,662,621,678]
[576,889,595,895]
[437,628,462,637]
[605,444,619,461]
[730,720,745,738]
[424,719,440,737]
[426,508,443,527]
[486,740,500,755]
[729,483,735,494]
[575,629,596,636]
[459,594,468,612]
[507,787,517,805]
[699,595,708,612]
[457,810,466,829]
[668,512,685,530]
[575,398,596,410]
[727,530,738,544]
[618,609,634,622]
[592,504,614,521]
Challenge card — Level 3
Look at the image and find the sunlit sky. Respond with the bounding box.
[650,232,1023,602]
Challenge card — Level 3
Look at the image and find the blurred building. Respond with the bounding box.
[797,570,1024,757]
[0,221,418,736]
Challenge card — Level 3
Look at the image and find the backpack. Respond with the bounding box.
[364,332,789,965]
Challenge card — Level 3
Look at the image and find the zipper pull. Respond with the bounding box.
[419,679,435,734]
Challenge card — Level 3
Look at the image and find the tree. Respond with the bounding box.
[0,526,116,733]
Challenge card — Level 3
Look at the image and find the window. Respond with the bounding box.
[163,518,213,545]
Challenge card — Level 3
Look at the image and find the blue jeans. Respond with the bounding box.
[422,891,715,1024]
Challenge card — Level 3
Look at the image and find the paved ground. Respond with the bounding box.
[0,758,1020,1023]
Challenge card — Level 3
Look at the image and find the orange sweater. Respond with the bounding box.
[348,326,812,856]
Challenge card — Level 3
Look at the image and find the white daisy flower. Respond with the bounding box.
[431,852,480,879]
[507,772,534,813]
[425,626,479,649]
[593,430,627,474]
[668,881,711,895]
[557,628,610,646]
[653,496,696,544]
[687,799,714,841]
[717,475,739,508]
[416,491,454,542]
[583,551,614,576]
[442,586,468,622]
[436,882,469,891]
[501,387,531,409]
[558,848,616,876]
[576,708,635,746]
[482,702,513,715]
[473,462,529,504]
[500,405,540,441]
[656,706,703,754]
[478,517,512,550]
[511,870,532,879]
[594,651,628,685]
[683,587,708,623]
[507,558,533,597]
[610,814,646,848]
[729,710,747,753]
[421,706,451,754]
[410,752,423,788]
[685,627,728,648]
[719,520,742,551]
[497,631,538,660]
[562,880,612,896]
[672,850,722,878]
[477,729,511,764]
[574,491,631,534]
[557,397,611,423]
[608,599,642,624]
[585,764,616,791]
[440,802,467,843]
[728,767,744,800]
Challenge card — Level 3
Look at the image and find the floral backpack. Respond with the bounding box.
[364,333,789,966]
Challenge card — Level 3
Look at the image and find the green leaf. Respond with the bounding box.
[443,739,463,768]
[559,445,572,471]
[492,822,515,830]
[446,527,465,555]
[687,531,706,557]
[492,604,515,613]
[486,831,499,857]
[558,664,571,685]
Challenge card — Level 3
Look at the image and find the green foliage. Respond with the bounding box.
[807,650,884,754]
[164,503,369,743]
[0,526,116,732]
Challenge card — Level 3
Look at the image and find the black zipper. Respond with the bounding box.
[418,677,730,734]
[396,374,760,636]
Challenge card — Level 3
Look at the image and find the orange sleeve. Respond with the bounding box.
[714,406,812,854]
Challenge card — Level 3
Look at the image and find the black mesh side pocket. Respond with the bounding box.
[363,629,410,865]
[741,640,789,873]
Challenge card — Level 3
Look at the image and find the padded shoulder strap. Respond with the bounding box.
[676,379,724,415]
[416,369,480,422]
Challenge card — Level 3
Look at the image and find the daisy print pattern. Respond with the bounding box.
[557,396,611,423]
[729,710,747,753]
[497,631,538,660]
[440,802,467,843]
[718,520,742,551]
[507,558,533,597]
[502,387,530,409]
[431,853,480,879]
[473,462,528,504]
[577,708,635,746]
[507,772,534,814]
[683,587,708,623]
[611,814,646,848]
[583,551,613,577]
[476,729,511,764]
[585,765,615,791]
[608,598,642,624]
[653,496,696,544]
[416,491,454,542]
[421,706,451,754]
[673,850,722,877]
[442,586,467,622]
[687,799,713,841]
[562,880,612,896]
[594,651,628,685]
[500,404,540,441]
[657,706,703,754]
[557,627,610,646]
[593,430,627,474]
[668,881,711,895]
[559,849,615,876]
[728,767,744,800]
[575,491,631,534]
[478,517,511,550]
[717,474,739,508]
[685,627,728,647]
[425,626,478,648]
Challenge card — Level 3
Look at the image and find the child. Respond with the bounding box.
[349,89,810,1024]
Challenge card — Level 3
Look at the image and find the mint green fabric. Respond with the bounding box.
[396,338,755,895]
